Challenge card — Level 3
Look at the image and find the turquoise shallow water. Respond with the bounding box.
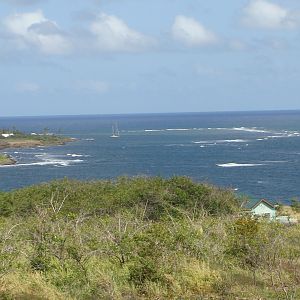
[0,111,300,202]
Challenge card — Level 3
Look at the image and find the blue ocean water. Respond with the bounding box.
[0,111,300,202]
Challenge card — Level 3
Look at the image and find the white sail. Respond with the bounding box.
[110,123,120,138]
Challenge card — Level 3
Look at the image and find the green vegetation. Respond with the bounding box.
[0,154,15,165]
[0,129,72,149]
[0,176,299,299]
[0,129,73,165]
[291,198,300,213]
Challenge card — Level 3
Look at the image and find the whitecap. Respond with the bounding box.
[217,163,265,168]
[67,153,84,157]
[35,154,47,157]
[0,159,83,168]
[221,139,249,143]
[165,144,187,147]
[193,139,249,144]
[144,129,163,132]
[267,135,285,139]
[165,128,190,131]
[193,141,210,144]
[262,160,287,163]
[232,127,270,133]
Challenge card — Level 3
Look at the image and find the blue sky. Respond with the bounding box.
[0,0,300,116]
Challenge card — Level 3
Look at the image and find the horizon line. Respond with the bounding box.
[1,108,300,119]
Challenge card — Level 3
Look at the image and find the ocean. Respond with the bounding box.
[0,111,300,202]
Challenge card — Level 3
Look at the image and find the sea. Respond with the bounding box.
[0,111,300,203]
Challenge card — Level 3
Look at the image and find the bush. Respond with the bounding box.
[0,177,298,299]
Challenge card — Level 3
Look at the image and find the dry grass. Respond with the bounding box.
[0,272,69,300]
[0,178,298,299]
[280,206,300,221]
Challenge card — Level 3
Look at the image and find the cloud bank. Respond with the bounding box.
[242,0,300,29]
[2,10,72,54]
[2,2,298,58]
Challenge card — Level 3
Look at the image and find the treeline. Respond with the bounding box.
[0,128,71,146]
[0,128,49,135]
[0,177,299,299]
[0,128,25,137]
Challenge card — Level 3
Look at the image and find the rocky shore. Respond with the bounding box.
[0,154,16,165]
[0,135,74,166]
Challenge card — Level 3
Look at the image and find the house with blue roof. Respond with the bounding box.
[244,199,276,220]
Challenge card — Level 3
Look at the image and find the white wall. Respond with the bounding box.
[252,203,276,219]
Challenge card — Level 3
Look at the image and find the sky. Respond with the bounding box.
[0,0,300,116]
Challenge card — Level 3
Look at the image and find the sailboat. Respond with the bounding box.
[110,123,120,138]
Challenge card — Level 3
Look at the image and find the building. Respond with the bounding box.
[244,199,276,220]
[1,133,14,138]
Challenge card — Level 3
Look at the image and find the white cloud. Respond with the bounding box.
[17,82,40,92]
[242,0,299,29]
[77,80,110,94]
[171,15,218,47]
[89,13,156,52]
[2,10,72,54]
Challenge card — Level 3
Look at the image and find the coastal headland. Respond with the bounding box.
[0,130,73,165]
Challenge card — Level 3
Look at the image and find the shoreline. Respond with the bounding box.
[0,154,17,165]
[0,136,74,166]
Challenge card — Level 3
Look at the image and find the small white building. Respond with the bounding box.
[1,133,14,138]
[244,199,276,220]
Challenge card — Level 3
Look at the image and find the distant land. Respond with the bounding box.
[0,129,73,165]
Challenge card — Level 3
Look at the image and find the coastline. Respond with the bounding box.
[0,153,16,165]
[0,136,74,166]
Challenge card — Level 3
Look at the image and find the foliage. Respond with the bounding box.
[0,128,71,148]
[0,154,13,165]
[291,198,300,213]
[0,177,299,299]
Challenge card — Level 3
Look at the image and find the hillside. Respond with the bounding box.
[0,177,299,299]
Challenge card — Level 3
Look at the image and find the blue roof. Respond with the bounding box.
[243,199,275,210]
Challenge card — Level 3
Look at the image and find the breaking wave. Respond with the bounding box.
[67,153,85,157]
[217,160,288,168]
[0,159,83,168]
[193,139,249,144]
[232,127,270,133]
[217,163,266,168]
